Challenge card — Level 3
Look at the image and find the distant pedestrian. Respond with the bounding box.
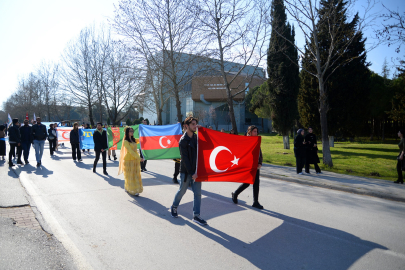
[221,128,225,132]
[231,125,263,209]
[31,117,47,167]
[118,127,143,196]
[395,130,405,184]
[48,124,57,156]
[93,122,108,175]
[0,125,6,160]
[230,129,236,135]
[8,118,22,167]
[70,123,82,162]
[294,129,306,175]
[54,123,59,151]
[304,127,321,174]
[20,119,32,164]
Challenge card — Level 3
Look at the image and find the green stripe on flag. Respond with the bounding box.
[107,125,140,150]
[142,147,180,160]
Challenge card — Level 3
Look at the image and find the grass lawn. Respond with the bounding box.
[260,134,399,182]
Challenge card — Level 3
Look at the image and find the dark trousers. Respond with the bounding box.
[71,143,82,160]
[94,150,107,171]
[397,159,403,182]
[305,162,321,173]
[9,143,22,164]
[141,160,147,170]
[234,169,260,203]
[49,139,56,155]
[21,141,30,161]
[296,156,306,173]
[173,162,180,179]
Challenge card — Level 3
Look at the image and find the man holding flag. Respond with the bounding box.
[170,116,207,226]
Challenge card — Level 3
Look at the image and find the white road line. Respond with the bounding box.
[18,172,94,270]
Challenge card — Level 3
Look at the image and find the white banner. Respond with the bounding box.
[56,127,73,142]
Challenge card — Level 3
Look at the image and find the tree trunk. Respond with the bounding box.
[283,135,290,149]
[382,118,385,141]
[319,83,333,167]
[88,103,94,126]
[174,88,182,122]
[370,118,374,140]
[227,95,238,134]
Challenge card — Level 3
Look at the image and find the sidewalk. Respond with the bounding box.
[0,160,77,270]
[260,163,405,203]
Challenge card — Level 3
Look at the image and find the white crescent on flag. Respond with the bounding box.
[159,136,168,148]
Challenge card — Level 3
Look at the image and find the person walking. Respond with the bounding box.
[48,124,57,156]
[8,118,22,167]
[118,127,143,195]
[19,119,32,164]
[170,116,207,226]
[31,117,47,167]
[294,129,306,175]
[304,127,321,174]
[0,125,6,161]
[140,120,148,171]
[395,130,405,184]
[231,125,264,209]
[93,122,108,175]
[70,123,82,162]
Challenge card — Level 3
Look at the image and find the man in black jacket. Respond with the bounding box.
[31,117,47,167]
[8,118,22,167]
[170,116,207,226]
[70,123,82,162]
[305,127,321,174]
[20,119,32,164]
[93,122,108,175]
[48,124,57,156]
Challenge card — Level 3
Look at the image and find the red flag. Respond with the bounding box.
[25,112,29,120]
[196,127,261,184]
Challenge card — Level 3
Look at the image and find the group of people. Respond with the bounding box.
[293,127,322,175]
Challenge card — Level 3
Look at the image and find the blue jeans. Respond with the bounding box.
[172,172,202,217]
[21,141,31,161]
[33,140,45,163]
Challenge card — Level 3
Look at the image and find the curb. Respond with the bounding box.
[260,172,405,203]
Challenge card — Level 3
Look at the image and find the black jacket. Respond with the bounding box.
[294,134,306,158]
[70,129,80,144]
[179,132,197,177]
[19,125,32,143]
[93,129,108,152]
[31,124,47,141]
[48,128,56,140]
[305,133,320,164]
[8,125,21,144]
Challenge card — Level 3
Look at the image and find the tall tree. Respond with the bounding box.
[191,0,271,134]
[266,0,299,149]
[276,0,375,166]
[298,0,371,141]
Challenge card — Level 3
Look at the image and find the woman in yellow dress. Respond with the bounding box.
[118,127,143,196]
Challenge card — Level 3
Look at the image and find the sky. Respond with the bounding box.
[0,0,404,111]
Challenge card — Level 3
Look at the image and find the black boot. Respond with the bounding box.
[108,156,111,160]
[17,159,23,165]
[114,155,117,161]
[103,170,108,176]
[93,163,96,173]
[231,192,238,204]
[252,202,264,209]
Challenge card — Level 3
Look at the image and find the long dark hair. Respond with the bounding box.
[125,127,135,143]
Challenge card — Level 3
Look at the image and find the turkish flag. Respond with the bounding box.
[196,127,261,184]
[25,112,29,120]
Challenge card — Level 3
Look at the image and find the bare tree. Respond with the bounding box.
[376,4,405,54]
[191,0,271,134]
[60,27,97,126]
[113,0,205,123]
[273,0,376,166]
[38,61,59,121]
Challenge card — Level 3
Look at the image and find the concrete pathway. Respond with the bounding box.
[260,163,405,202]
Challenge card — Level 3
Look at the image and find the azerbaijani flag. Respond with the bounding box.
[139,123,182,160]
[107,125,140,150]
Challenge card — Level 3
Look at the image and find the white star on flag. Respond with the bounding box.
[231,156,239,167]
[167,139,171,144]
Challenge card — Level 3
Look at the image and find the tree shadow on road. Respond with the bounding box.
[129,188,388,270]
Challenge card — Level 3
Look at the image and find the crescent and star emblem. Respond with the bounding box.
[61,131,69,140]
[209,146,240,173]
[159,136,171,148]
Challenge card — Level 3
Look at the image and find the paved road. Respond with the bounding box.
[11,144,405,269]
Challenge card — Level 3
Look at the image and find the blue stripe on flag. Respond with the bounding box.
[139,123,182,138]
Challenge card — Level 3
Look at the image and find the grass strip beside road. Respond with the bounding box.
[260,134,399,182]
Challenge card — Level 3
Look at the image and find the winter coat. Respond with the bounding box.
[31,124,47,141]
[305,133,320,164]
[179,132,197,177]
[93,129,108,152]
[70,129,80,144]
[19,125,32,143]
[8,125,21,144]
[294,134,306,158]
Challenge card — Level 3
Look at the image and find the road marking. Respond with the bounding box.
[19,172,94,270]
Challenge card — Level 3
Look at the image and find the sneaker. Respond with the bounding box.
[141,169,144,172]
[316,172,322,174]
[193,216,207,226]
[78,159,82,162]
[231,192,238,204]
[134,193,139,196]
[252,202,264,209]
[143,168,148,172]
[25,160,29,164]
[73,159,77,162]
[298,172,304,175]
[17,160,23,165]
[304,172,311,175]
[171,206,178,218]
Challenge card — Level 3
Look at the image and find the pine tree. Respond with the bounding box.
[266,0,299,149]
[298,0,370,138]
